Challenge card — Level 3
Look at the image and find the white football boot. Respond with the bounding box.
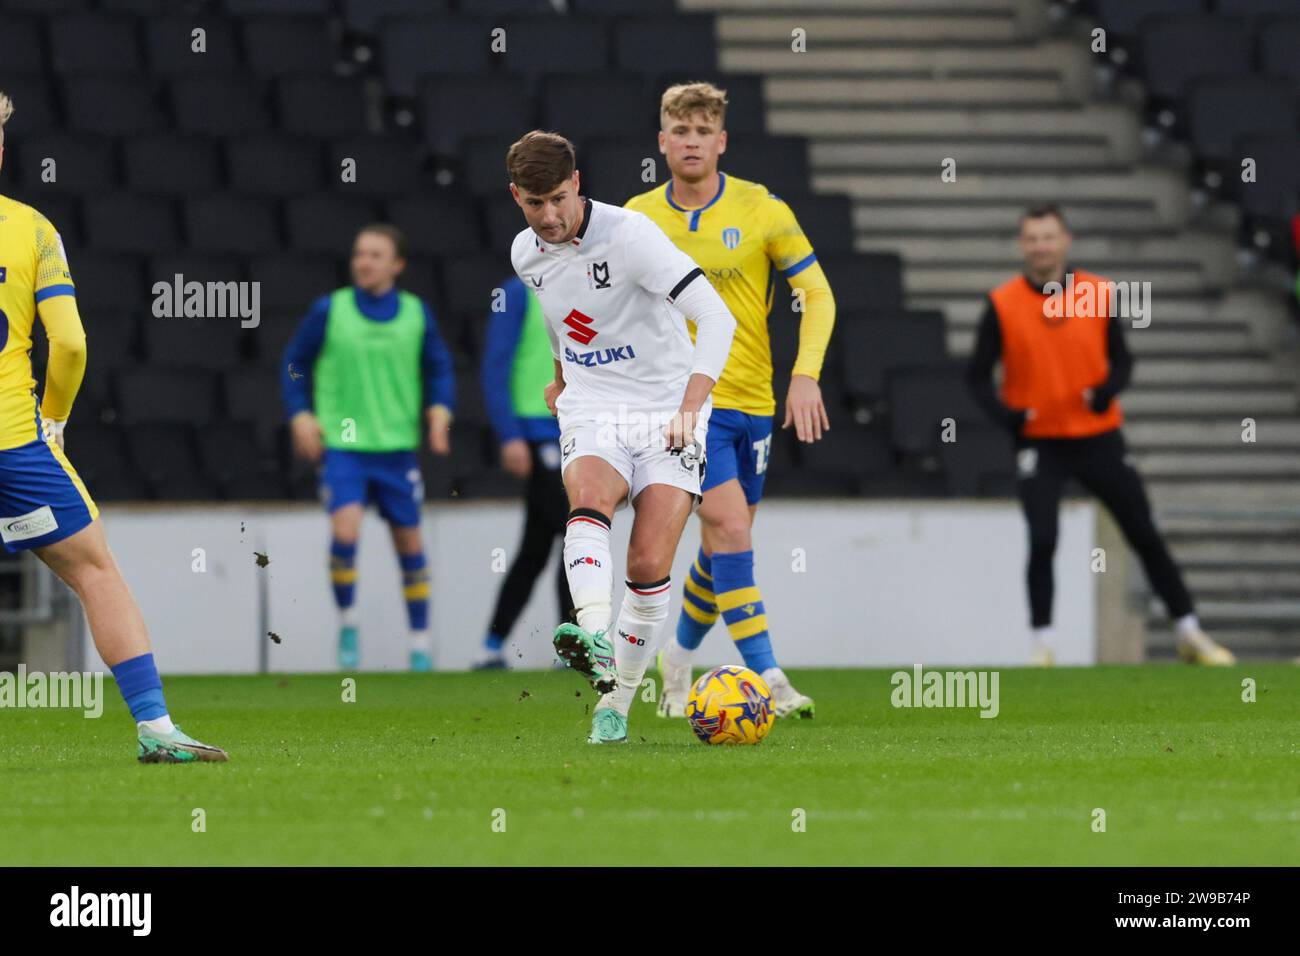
[762,668,814,719]
[1177,628,1236,666]
[656,649,690,718]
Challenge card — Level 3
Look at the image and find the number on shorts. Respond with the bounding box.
[752,434,772,475]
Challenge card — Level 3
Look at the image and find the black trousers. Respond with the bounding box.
[1015,427,1193,627]
[486,441,573,642]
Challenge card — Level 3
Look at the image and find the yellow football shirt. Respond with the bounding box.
[626,173,835,415]
[0,193,78,448]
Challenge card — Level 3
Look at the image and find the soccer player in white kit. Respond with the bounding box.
[507,131,737,743]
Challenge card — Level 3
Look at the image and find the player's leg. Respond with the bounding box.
[589,481,695,743]
[477,443,567,668]
[553,448,629,694]
[373,453,431,670]
[321,449,367,669]
[1015,441,1066,665]
[1074,430,1234,665]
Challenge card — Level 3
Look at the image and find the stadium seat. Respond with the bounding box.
[124,423,220,500]
[83,194,179,256]
[341,0,449,36]
[1187,77,1296,164]
[276,76,370,138]
[380,17,491,99]
[569,0,675,13]
[150,252,245,290]
[170,76,274,136]
[243,17,336,77]
[718,136,812,200]
[65,423,147,501]
[581,137,663,206]
[226,136,325,198]
[184,195,281,255]
[541,75,653,143]
[611,16,716,74]
[1259,16,1300,95]
[1230,134,1300,220]
[326,136,433,199]
[419,75,534,157]
[1139,14,1253,102]
[499,17,610,91]
[248,253,340,313]
[801,421,896,497]
[11,132,115,196]
[115,366,219,427]
[939,422,1016,497]
[285,195,381,255]
[842,311,949,410]
[141,316,244,370]
[222,364,285,448]
[68,253,145,311]
[64,77,165,136]
[0,77,59,135]
[123,135,223,196]
[1213,0,1297,22]
[385,191,483,257]
[145,16,242,76]
[0,17,46,74]
[887,363,983,458]
[460,135,519,197]
[461,0,558,14]
[438,252,512,328]
[782,193,856,256]
[49,13,142,76]
[197,421,285,499]
[817,252,905,313]
[223,0,332,16]
[482,194,525,255]
[1094,0,1205,40]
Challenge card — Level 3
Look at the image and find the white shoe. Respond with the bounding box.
[1030,640,1055,667]
[656,649,690,718]
[763,668,814,719]
[1177,628,1236,666]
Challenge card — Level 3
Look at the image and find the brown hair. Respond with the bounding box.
[0,90,13,129]
[506,130,576,195]
[1021,203,1068,229]
[659,81,728,128]
[356,223,408,259]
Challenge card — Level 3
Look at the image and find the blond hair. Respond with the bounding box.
[659,81,728,128]
[0,91,13,128]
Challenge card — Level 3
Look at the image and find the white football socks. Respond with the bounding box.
[601,577,672,716]
[665,637,693,671]
[139,715,175,734]
[1175,613,1201,637]
[564,510,614,635]
[409,630,431,653]
[340,606,358,629]
[1032,624,1056,646]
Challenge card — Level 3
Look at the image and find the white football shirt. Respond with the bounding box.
[511,198,711,421]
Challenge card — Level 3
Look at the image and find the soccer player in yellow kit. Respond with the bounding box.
[0,91,225,762]
[627,82,836,718]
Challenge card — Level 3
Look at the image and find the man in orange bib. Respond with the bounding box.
[966,204,1235,666]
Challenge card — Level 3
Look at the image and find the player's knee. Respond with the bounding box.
[625,551,668,586]
[707,514,751,551]
[568,485,615,516]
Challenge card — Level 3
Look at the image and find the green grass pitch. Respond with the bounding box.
[1,666,1295,865]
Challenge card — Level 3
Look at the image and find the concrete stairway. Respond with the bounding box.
[683,0,1300,659]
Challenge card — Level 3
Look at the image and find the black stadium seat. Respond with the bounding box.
[541,75,652,142]
[65,424,147,501]
[1230,134,1300,220]
[1260,16,1300,95]
[49,13,142,76]
[939,422,1016,497]
[170,76,273,136]
[460,135,523,197]
[380,17,491,99]
[145,16,242,76]
[223,0,332,16]
[1187,77,1296,164]
[842,311,948,406]
[782,193,856,255]
[122,135,223,196]
[1094,0,1204,40]
[341,0,449,35]
[124,423,219,500]
[285,195,381,255]
[12,132,115,196]
[64,77,164,136]
[243,17,336,77]
[719,137,812,200]
[0,17,46,74]
[888,364,984,458]
[248,253,339,312]
[816,253,905,313]
[612,16,716,74]
[83,194,179,256]
[197,421,285,499]
[419,75,533,157]
[500,16,610,89]
[184,196,281,255]
[1139,14,1253,102]
[0,77,59,135]
[67,253,145,311]
[226,136,325,198]
[141,316,244,370]
[115,366,218,427]
[326,136,433,199]
[275,76,370,139]
[581,137,661,206]
[385,191,483,257]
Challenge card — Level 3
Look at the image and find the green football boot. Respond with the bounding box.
[552,622,618,694]
[137,725,229,764]
[587,707,628,744]
[338,625,359,670]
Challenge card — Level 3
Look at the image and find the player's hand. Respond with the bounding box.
[543,379,565,417]
[41,417,66,451]
[428,404,452,456]
[782,374,830,443]
[664,407,701,451]
[290,411,324,464]
[501,438,532,478]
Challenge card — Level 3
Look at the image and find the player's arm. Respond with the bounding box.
[32,212,84,448]
[1085,313,1133,413]
[768,199,835,442]
[420,300,455,456]
[964,296,1029,433]
[282,296,330,462]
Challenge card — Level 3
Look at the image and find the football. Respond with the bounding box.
[684,665,775,745]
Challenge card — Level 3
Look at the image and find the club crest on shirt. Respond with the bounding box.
[587,261,611,290]
[721,227,741,249]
